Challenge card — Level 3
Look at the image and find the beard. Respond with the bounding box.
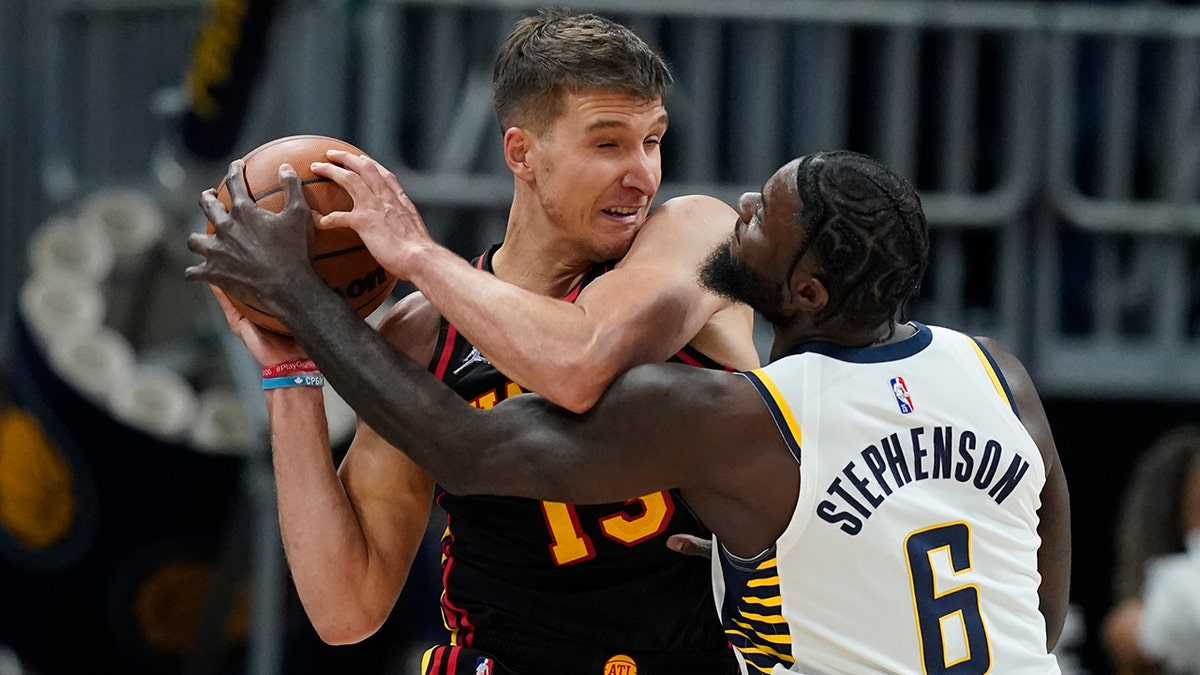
[698,236,788,326]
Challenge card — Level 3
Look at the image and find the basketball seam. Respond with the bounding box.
[251,177,334,203]
[237,277,395,320]
[314,245,368,260]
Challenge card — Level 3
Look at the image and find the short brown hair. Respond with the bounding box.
[492,8,673,133]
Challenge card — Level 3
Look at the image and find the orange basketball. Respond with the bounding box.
[209,134,397,335]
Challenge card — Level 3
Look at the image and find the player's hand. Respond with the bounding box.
[186,160,320,315]
[666,534,712,559]
[312,150,435,280]
[207,287,308,368]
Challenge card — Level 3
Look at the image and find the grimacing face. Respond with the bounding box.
[700,160,806,325]
[525,88,668,262]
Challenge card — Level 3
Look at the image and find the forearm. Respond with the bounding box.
[265,388,380,634]
[406,247,696,411]
[270,275,485,489]
[408,248,600,398]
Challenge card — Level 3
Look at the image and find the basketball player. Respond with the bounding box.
[189,9,754,675]
[189,150,1072,674]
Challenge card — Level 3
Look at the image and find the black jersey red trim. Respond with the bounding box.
[421,244,739,673]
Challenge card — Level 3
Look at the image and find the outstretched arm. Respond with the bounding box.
[267,272,729,503]
[184,160,720,497]
[314,152,758,411]
[259,271,795,559]
[186,160,791,555]
[188,163,436,645]
[977,337,1072,650]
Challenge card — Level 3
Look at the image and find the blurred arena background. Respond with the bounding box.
[1,0,1198,673]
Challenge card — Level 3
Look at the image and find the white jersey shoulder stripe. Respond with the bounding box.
[965,336,1019,418]
[739,369,803,464]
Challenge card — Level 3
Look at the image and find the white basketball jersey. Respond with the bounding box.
[714,322,1060,675]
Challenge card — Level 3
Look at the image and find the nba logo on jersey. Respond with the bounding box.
[474,656,493,675]
[891,376,914,414]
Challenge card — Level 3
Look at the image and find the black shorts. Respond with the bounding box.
[419,645,514,675]
[418,641,741,675]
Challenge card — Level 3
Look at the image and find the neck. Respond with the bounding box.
[770,319,914,361]
[493,223,594,299]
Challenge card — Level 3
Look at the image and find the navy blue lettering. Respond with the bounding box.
[861,445,894,497]
[955,431,977,482]
[817,500,863,535]
[989,453,1030,503]
[911,427,929,481]
[882,433,913,486]
[931,426,953,479]
[827,477,872,518]
[974,440,1002,489]
[843,462,884,508]
[821,426,1033,537]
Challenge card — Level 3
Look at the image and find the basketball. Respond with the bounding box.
[209,134,398,335]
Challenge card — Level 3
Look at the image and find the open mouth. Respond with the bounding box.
[602,206,641,218]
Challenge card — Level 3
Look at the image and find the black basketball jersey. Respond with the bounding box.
[424,245,738,674]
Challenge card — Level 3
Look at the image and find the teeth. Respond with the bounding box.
[607,207,638,216]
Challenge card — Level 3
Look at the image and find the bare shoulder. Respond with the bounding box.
[973,336,1035,399]
[974,336,1057,469]
[636,197,757,369]
[643,194,737,240]
[376,290,442,366]
[620,194,738,268]
[649,193,736,224]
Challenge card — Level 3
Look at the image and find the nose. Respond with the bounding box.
[737,192,758,221]
[622,150,661,194]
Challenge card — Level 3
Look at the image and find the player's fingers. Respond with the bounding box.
[278,163,310,218]
[182,259,208,283]
[199,189,232,231]
[206,285,251,333]
[378,165,412,204]
[665,534,713,559]
[209,285,238,319]
[312,160,370,201]
[334,150,391,191]
[223,159,251,204]
[185,231,214,257]
[316,212,345,231]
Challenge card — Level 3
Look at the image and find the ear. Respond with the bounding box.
[788,266,829,315]
[503,127,536,182]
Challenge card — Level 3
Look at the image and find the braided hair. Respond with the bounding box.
[791,151,928,334]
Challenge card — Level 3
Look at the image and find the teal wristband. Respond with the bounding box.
[262,373,325,390]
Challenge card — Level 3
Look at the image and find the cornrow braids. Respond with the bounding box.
[792,151,929,334]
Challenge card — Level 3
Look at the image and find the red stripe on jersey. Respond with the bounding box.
[433,249,489,381]
[428,646,446,674]
[561,262,611,303]
[673,346,736,371]
[433,324,459,379]
[439,523,476,645]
